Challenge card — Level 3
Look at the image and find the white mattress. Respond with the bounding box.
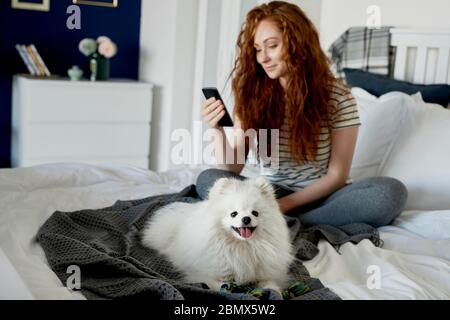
[0,163,449,299]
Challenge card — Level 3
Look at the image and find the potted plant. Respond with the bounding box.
[79,36,117,81]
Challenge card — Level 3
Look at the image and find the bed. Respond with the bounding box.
[0,28,449,300]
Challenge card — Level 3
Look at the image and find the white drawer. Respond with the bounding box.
[28,84,152,123]
[25,124,150,158]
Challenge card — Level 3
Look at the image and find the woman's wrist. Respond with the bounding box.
[277,196,297,214]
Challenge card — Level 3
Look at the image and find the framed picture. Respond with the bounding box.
[11,0,50,12]
[72,0,118,8]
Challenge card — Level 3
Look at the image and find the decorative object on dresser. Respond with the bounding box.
[67,65,83,81]
[11,0,50,12]
[11,75,153,169]
[79,36,118,81]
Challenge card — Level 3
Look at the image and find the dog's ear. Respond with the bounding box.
[252,176,275,197]
[208,177,234,199]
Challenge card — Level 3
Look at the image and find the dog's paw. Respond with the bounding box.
[206,280,224,291]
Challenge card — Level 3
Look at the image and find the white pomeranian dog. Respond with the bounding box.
[141,176,295,294]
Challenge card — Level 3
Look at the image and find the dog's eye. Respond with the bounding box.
[230,211,238,218]
[251,210,259,217]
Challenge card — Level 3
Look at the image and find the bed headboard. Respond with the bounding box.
[390,28,450,84]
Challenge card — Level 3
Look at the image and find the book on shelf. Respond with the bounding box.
[15,43,51,77]
[26,45,45,76]
[29,44,51,76]
[15,44,38,76]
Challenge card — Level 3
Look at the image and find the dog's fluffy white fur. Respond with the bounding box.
[141,176,295,293]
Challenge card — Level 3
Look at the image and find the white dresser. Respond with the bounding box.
[11,75,153,168]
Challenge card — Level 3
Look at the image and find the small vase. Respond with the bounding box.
[68,65,83,81]
[88,52,110,81]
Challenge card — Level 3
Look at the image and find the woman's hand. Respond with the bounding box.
[201,97,225,129]
[277,196,296,214]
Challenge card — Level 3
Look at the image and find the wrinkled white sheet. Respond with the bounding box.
[0,163,449,299]
[303,211,450,299]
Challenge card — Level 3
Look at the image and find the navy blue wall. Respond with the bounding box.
[0,0,142,168]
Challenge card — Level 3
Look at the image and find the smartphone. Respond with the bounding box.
[202,87,234,127]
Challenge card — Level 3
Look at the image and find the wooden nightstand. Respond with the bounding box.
[11,75,153,168]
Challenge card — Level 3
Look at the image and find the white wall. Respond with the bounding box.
[319,0,450,52]
[139,0,199,172]
[295,0,322,31]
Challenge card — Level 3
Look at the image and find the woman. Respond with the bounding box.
[197,1,407,227]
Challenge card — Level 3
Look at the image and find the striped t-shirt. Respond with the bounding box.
[260,81,360,190]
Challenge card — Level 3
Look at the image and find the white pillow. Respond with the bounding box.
[379,99,450,210]
[349,88,409,180]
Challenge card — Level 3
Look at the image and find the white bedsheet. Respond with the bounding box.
[303,211,450,299]
[0,163,449,300]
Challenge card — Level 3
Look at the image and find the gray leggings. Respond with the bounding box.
[196,168,408,228]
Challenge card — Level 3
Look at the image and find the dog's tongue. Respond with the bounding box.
[240,227,252,238]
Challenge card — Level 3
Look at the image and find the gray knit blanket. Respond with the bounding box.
[36,185,381,300]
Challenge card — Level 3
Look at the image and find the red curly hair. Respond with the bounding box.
[232,1,337,162]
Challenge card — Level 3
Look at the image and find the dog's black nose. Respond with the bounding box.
[241,216,251,225]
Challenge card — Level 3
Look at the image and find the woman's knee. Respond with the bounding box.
[196,168,240,185]
[361,176,408,226]
[195,168,243,199]
[321,176,408,227]
[368,176,408,206]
